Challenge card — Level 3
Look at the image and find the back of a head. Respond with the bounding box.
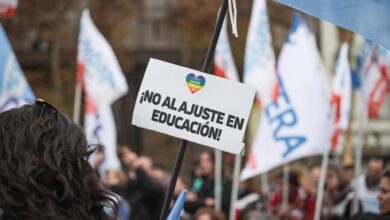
[0,104,116,219]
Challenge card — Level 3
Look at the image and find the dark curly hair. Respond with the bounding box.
[0,103,117,219]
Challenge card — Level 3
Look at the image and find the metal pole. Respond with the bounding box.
[314,146,331,220]
[282,163,289,218]
[215,149,223,211]
[159,0,229,218]
[229,155,241,220]
[73,82,82,124]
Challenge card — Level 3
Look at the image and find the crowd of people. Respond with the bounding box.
[1,102,390,220]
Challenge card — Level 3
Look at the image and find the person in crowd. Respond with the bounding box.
[378,170,390,217]
[323,163,360,220]
[343,164,355,184]
[193,207,225,220]
[113,145,165,220]
[185,150,231,217]
[355,157,386,214]
[0,100,117,219]
[350,169,390,220]
[268,170,309,220]
[235,177,264,219]
[303,165,322,220]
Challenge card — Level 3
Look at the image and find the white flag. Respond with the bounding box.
[214,18,239,82]
[330,43,352,151]
[78,9,128,108]
[241,15,331,180]
[78,9,129,173]
[360,43,390,119]
[84,96,121,172]
[243,0,276,105]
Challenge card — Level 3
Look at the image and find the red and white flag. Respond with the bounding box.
[0,0,17,18]
[330,43,352,151]
[241,15,331,180]
[78,9,128,173]
[360,44,390,119]
[78,9,128,108]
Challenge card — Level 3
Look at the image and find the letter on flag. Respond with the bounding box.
[0,24,35,112]
[78,9,128,108]
[78,9,128,172]
[243,0,276,105]
[241,15,331,180]
[330,43,352,152]
[214,18,239,82]
[360,44,390,119]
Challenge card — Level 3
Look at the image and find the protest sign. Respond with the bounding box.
[132,59,255,155]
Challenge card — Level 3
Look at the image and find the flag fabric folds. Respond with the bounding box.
[214,18,239,82]
[78,9,128,172]
[241,15,331,180]
[78,9,128,108]
[330,43,352,151]
[360,44,390,119]
[0,24,35,112]
[243,0,276,105]
[276,0,390,50]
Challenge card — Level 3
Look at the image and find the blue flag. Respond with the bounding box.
[0,24,35,112]
[167,189,188,220]
[276,0,390,50]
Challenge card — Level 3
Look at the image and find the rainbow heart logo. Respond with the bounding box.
[186,73,206,94]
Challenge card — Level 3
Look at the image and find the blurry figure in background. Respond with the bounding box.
[92,145,105,177]
[185,150,231,217]
[0,101,117,219]
[355,157,386,214]
[114,145,165,220]
[235,177,264,219]
[343,164,355,184]
[323,163,360,220]
[193,207,225,220]
[302,166,322,220]
[268,170,309,220]
[350,169,390,220]
[378,170,390,217]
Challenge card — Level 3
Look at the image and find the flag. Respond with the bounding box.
[84,96,121,172]
[0,0,17,18]
[330,43,352,151]
[243,0,276,105]
[360,44,390,119]
[0,24,34,112]
[167,189,188,220]
[78,9,128,108]
[276,0,390,50]
[241,15,331,180]
[214,18,239,82]
[78,9,128,172]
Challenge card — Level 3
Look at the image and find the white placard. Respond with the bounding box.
[132,59,255,155]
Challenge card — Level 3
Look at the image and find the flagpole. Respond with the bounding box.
[229,154,241,220]
[314,145,331,220]
[73,82,82,124]
[353,89,367,214]
[282,162,289,218]
[214,149,223,211]
[159,0,229,219]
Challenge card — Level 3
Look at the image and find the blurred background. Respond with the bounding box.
[1,0,389,178]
